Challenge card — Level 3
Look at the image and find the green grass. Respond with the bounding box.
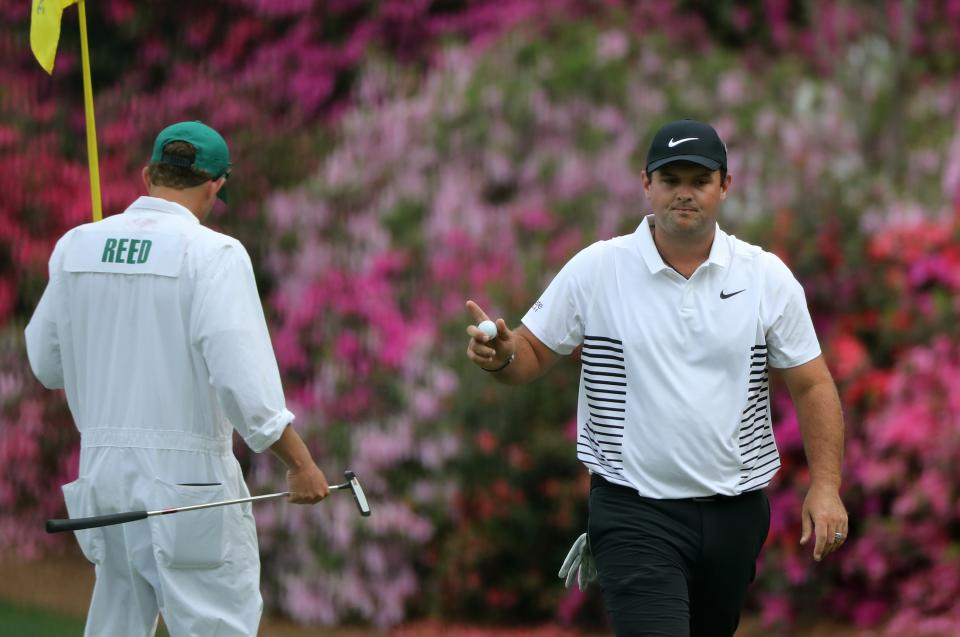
[0,600,83,636]
[0,599,169,636]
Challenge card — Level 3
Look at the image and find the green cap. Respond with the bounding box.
[151,121,231,202]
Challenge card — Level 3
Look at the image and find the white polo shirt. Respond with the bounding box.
[522,215,821,499]
[25,196,292,455]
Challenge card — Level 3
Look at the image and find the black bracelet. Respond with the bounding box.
[482,353,515,373]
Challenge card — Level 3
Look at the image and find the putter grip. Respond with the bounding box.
[46,510,149,533]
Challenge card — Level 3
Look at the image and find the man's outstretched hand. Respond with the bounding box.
[465,300,515,371]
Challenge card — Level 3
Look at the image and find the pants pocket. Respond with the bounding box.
[149,479,228,569]
[62,477,105,565]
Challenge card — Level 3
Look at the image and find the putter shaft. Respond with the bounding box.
[46,473,369,533]
[150,481,352,516]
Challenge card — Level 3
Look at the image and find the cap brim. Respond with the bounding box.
[647,155,721,173]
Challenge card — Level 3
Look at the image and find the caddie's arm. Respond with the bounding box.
[269,425,329,504]
[778,355,848,562]
[465,299,562,385]
[192,243,330,503]
[25,275,65,389]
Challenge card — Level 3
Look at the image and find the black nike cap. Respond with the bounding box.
[645,119,727,174]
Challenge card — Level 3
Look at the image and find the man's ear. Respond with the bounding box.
[205,177,225,203]
[141,166,151,190]
[720,172,732,200]
[641,169,652,193]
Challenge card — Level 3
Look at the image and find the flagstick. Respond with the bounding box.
[76,0,102,221]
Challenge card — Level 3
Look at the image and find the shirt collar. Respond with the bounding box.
[635,214,731,274]
[123,196,199,224]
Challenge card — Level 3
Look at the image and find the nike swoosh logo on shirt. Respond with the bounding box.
[720,289,746,299]
[667,137,698,147]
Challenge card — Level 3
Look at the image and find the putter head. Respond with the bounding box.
[343,470,371,517]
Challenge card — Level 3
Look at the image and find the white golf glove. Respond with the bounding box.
[557,532,597,591]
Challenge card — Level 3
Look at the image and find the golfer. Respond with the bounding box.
[25,121,329,637]
[466,119,848,636]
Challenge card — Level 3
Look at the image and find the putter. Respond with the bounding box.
[46,470,371,534]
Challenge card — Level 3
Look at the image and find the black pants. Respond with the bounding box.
[588,475,770,637]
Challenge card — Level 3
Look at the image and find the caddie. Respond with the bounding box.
[25,120,329,637]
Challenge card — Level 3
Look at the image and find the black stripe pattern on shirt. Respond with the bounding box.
[738,344,779,490]
[578,335,626,482]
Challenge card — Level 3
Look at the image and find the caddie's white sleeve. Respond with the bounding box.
[191,241,293,452]
[761,252,822,369]
[25,283,64,389]
[25,242,66,389]
[521,242,602,355]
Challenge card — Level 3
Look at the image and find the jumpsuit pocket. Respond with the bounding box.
[61,478,105,565]
[149,479,228,569]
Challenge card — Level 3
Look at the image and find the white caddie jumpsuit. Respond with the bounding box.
[25,196,294,637]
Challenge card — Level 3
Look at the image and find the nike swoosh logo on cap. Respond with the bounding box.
[667,137,698,147]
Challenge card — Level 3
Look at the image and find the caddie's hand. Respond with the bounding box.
[799,482,848,561]
[286,462,330,504]
[465,300,515,371]
[557,532,597,591]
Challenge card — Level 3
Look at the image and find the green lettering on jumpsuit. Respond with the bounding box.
[126,239,139,263]
[101,238,152,264]
[101,238,117,262]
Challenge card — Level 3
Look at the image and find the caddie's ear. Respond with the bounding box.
[141,166,152,191]
[209,176,226,200]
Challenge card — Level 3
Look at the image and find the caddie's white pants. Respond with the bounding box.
[63,432,263,637]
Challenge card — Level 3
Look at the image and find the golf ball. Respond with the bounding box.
[478,320,498,339]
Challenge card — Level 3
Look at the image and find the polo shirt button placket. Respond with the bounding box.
[679,281,695,314]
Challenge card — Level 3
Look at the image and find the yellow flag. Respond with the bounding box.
[30,0,79,74]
